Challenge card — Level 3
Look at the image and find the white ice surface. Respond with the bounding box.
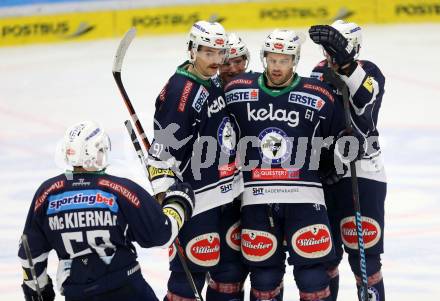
[1,23,440,300]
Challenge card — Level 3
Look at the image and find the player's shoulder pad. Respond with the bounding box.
[224,72,261,92]
[161,73,203,114]
[358,60,385,83]
[97,174,146,209]
[33,174,66,212]
[300,77,337,104]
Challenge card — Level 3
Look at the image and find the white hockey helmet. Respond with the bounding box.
[260,29,305,67]
[61,121,111,170]
[331,20,362,58]
[227,33,250,60]
[188,21,228,61]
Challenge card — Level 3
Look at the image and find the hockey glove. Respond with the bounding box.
[163,182,195,222]
[319,167,344,186]
[334,128,367,168]
[22,275,55,301]
[309,25,356,68]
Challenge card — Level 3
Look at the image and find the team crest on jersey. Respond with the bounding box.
[226,221,241,251]
[258,127,292,164]
[186,233,220,267]
[218,117,236,155]
[291,224,332,259]
[47,190,118,214]
[241,229,277,262]
[340,216,381,249]
[225,89,259,104]
[288,92,325,111]
[192,85,209,112]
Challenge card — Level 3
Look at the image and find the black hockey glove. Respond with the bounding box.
[163,182,195,221]
[309,25,356,67]
[319,167,344,186]
[335,128,367,165]
[22,275,55,301]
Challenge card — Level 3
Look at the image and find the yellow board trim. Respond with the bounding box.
[1,0,439,46]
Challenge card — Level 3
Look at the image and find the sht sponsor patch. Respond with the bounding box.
[291,224,332,259]
[241,229,277,262]
[186,233,220,267]
[340,216,381,249]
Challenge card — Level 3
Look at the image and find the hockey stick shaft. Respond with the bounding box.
[21,234,44,301]
[113,28,150,151]
[114,29,202,301]
[323,69,369,301]
[124,120,203,301]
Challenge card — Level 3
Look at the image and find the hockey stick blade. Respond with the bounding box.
[113,27,136,74]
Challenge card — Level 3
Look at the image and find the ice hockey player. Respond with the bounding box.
[147,21,245,301]
[219,33,251,85]
[309,20,387,301]
[18,121,195,301]
[224,29,347,301]
[205,32,252,301]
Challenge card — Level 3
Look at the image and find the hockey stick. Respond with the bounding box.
[113,29,203,301]
[124,120,204,301]
[21,234,44,301]
[113,27,150,150]
[322,69,369,301]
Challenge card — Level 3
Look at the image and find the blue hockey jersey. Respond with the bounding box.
[147,61,242,216]
[224,72,343,206]
[18,172,181,296]
[311,60,386,183]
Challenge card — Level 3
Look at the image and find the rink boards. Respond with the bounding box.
[1,0,440,46]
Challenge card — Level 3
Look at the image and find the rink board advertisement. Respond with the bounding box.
[377,0,440,23]
[1,0,439,46]
[115,0,375,36]
[0,10,113,46]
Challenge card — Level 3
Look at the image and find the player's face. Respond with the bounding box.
[194,46,227,77]
[220,56,247,84]
[265,52,295,86]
